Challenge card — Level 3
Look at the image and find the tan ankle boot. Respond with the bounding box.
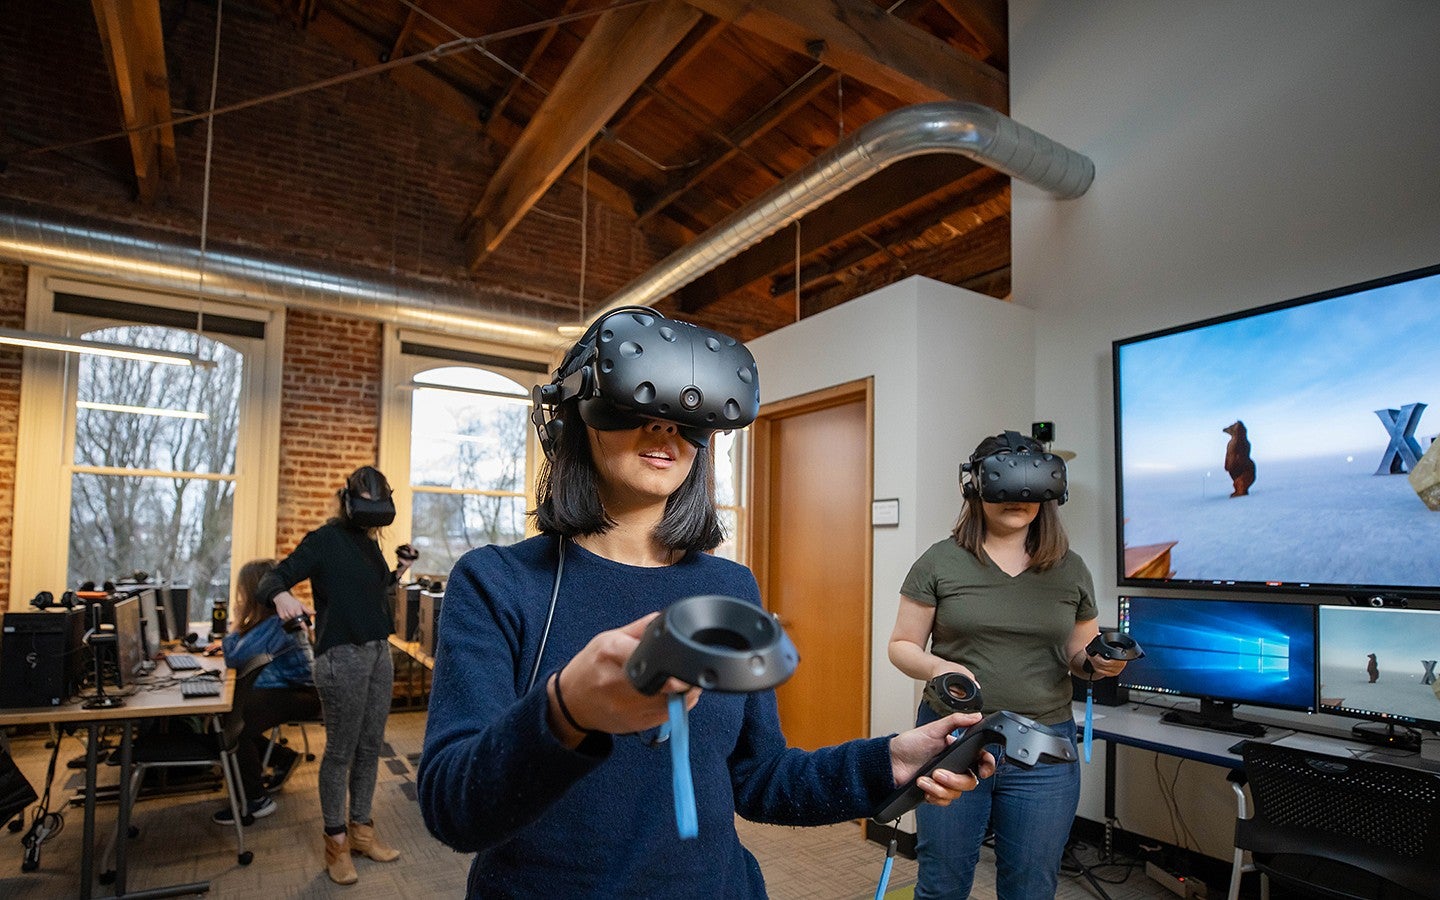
[348,821,401,862]
[325,833,358,884]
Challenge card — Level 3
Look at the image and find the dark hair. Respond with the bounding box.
[952,433,1069,571]
[233,558,279,635]
[532,400,724,553]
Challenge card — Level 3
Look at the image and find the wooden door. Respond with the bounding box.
[750,379,871,751]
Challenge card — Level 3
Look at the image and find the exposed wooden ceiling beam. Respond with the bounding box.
[634,64,834,224]
[683,0,1007,111]
[932,0,1007,68]
[674,152,983,312]
[387,7,422,63]
[464,0,703,269]
[300,7,486,129]
[91,0,177,203]
[483,0,586,146]
[787,177,1008,293]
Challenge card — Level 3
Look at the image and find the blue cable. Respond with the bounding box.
[668,693,698,839]
[873,836,897,900]
[1084,683,1094,764]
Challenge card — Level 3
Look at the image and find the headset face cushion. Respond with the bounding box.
[577,397,714,448]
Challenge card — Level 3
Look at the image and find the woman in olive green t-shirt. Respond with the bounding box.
[888,432,1131,900]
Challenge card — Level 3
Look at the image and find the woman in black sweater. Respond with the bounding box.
[259,465,415,885]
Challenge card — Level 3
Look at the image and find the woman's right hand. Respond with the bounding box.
[546,612,698,747]
[272,591,315,625]
[930,661,981,689]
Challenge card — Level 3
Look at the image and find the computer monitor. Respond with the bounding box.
[1318,604,1440,751]
[112,596,146,688]
[162,583,189,643]
[136,588,162,661]
[1119,595,1318,736]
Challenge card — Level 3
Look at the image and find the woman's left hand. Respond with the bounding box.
[888,712,996,806]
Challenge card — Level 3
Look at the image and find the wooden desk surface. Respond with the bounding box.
[0,653,234,726]
[389,634,435,670]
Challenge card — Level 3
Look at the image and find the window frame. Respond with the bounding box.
[378,326,554,571]
[10,269,284,609]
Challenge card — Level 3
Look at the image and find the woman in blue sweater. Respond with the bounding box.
[212,558,321,825]
[418,311,993,898]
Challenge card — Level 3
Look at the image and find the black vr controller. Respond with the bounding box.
[923,671,982,716]
[872,710,1077,823]
[961,430,1068,505]
[282,612,312,634]
[1081,630,1145,676]
[626,594,799,695]
[531,307,761,456]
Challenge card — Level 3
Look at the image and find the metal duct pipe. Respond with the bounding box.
[593,101,1094,320]
[0,201,567,350]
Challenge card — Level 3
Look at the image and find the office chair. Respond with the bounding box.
[101,654,274,875]
[261,699,322,789]
[1226,740,1440,900]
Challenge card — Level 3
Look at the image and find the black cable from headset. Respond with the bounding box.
[525,536,566,694]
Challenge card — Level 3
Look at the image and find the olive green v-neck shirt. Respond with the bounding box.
[901,539,1097,725]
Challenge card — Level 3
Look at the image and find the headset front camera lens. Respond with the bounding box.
[681,386,702,410]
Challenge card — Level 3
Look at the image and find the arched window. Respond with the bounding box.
[408,365,532,577]
[379,330,549,582]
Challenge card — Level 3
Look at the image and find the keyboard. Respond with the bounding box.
[164,653,203,671]
[179,678,223,698]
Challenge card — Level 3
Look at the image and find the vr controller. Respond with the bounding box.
[532,307,761,456]
[872,710,1077,823]
[282,613,312,634]
[923,671,982,716]
[626,594,798,695]
[396,543,420,563]
[1081,630,1144,675]
[961,430,1068,505]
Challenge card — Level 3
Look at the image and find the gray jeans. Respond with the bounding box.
[312,640,394,830]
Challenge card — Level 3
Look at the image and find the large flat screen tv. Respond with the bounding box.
[1113,264,1440,599]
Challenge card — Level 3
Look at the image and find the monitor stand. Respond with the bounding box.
[1349,721,1421,753]
[1159,699,1266,737]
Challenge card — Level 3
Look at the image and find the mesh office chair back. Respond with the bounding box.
[1235,741,1440,899]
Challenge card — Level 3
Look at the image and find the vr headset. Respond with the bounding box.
[531,306,761,457]
[340,466,396,528]
[960,430,1068,504]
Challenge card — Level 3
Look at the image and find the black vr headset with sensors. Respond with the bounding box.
[960,430,1069,505]
[530,306,761,457]
[340,466,396,528]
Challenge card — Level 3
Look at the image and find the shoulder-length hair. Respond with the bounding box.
[233,558,279,635]
[532,401,724,553]
[951,433,1070,571]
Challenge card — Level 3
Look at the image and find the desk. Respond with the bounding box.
[1079,698,1439,862]
[0,655,233,899]
[388,635,433,709]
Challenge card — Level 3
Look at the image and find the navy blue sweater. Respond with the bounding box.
[417,535,896,899]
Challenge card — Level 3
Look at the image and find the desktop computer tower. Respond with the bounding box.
[418,587,444,657]
[395,583,422,643]
[0,608,86,708]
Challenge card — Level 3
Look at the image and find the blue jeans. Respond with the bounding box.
[913,713,1080,900]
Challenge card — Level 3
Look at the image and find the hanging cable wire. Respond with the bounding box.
[194,0,225,358]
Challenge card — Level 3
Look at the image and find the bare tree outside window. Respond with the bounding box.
[410,367,530,579]
[69,326,242,624]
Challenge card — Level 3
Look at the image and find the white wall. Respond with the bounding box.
[748,275,1034,739]
[1011,0,1440,859]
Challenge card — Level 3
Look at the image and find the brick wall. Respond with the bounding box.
[270,310,384,600]
[0,265,27,606]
